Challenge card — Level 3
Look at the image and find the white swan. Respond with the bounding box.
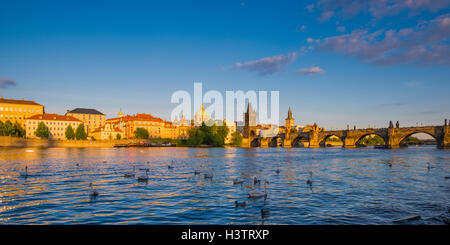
[204,168,214,179]
[20,166,28,178]
[248,181,267,199]
[89,183,99,197]
[137,169,149,182]
[124,166,136,178]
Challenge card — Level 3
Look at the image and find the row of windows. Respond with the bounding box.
[27,126,70,132]
[73,114,104,120]
[28,121,79,127]
[0,107,41,113]
[0,114,24,120]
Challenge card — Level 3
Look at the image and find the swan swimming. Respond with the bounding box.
[137,169,149,182]
[124,166,136,178]
[20,166,28,178]
[89,183,99,197]
[248,181,267,199]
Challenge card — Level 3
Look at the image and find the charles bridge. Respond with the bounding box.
[241,105,450,149]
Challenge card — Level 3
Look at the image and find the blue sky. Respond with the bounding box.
[1,0,449,130]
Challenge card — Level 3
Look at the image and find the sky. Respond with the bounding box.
[1,0,449,130]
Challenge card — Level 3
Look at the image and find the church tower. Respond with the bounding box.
[243,102,257,138]
[285,107,295,129]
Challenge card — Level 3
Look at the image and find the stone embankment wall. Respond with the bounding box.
[0,136,142,148]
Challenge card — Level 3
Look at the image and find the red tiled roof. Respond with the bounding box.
[26,113,82,122]
[0,97,42,106]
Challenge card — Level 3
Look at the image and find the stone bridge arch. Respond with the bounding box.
[389,127,443,148]
[318,133,345,147]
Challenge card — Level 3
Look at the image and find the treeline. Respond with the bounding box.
[0,120,25,137]
[178,122,243,147]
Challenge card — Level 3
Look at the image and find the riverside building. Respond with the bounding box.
[0,97,44,126]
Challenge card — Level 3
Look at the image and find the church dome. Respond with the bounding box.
[194,105,210,124]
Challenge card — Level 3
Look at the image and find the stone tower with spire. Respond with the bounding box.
[243,102,257,139]
[283,107,295,147]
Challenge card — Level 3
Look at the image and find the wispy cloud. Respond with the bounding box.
[311,0,450,20]
[317,13,450,66]
[297,66,325,75]
[318,11,334,22]
[233,52,297,75]
[0,79,16,89]
[295,25,307,32]
[404,81,421,87]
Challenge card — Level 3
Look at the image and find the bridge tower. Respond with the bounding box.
[242,103,257,147]
[283,107,295,147]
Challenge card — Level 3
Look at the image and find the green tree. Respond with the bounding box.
[231,131,243,147]
[187,128,204,146]
[134,127,149,139]
[2,120,14,136]
[34,122,50,138]
[65,125,75,140]
[0,121,3,136]
[116,133,121,140]
[75,123,87,140]
[12,121,26,137]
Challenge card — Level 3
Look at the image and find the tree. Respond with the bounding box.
[12,121,26,137]
[116,133,121,140]
[65,125,75,140]
[187,128,204,146]
[75,123,87,140]
[2,120,14,136]
[231,131,243,146]
[35,122,50,138]
[0,121,3,136]
[134,127,149,139]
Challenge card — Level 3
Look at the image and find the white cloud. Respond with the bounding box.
[298,66,325,75]
[234,52,297,75]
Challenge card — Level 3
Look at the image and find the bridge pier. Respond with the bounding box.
[260,138,269,148]
[440,125,450,149]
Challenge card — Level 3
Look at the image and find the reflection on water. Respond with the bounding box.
[0,146,449,224]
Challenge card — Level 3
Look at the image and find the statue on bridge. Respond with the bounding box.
[445,119,447,127]
[396,121,400,128]
[389,121,394,128]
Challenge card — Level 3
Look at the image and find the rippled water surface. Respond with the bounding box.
[0,146,449,224]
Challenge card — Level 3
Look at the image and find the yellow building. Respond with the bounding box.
[90,123,124,140]
[0,97,44,126]
[25,114,82,140]
[106,112,183,140]
[66,108,105,136]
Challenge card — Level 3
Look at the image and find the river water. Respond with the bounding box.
[0,146,449,225]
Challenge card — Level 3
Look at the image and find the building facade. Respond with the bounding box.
[65,108,106,136]
[25,114,82,140]
[90,123,124,140]
[0,97,44,126]
[106,112,185,140]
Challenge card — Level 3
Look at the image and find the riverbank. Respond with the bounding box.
[0,136,149,148]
